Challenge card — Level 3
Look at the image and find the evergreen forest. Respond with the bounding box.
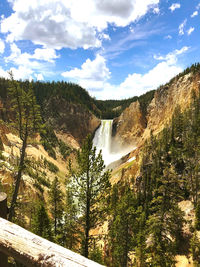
[1,64,200,266]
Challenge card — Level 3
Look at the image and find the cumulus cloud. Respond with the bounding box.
[179,19,187,35]
[62,54,111,90]
[3,43,58,80]
[169,3,181,12]
[32,48,59,63]
[5,43,58,66]
[187,27,194,35]
[62,47,188,99]
[0,39,5,54]
[118,62,181,96]
[116,47,188,99]
[191,11,198,17]
[9,66,34,81]
[1,0,160,49]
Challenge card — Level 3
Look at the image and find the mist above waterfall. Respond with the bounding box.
[93,120,135,166]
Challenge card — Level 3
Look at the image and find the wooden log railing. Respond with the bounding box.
[0,192,8,267]
[0,193,104,267]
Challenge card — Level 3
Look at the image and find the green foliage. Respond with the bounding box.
[0,75,155,120]
[58,140,72,159]
[44,158,59,173]
[94,90,155,119]
[48,177,64,238]
[131,90,200,264]
[0,149,5,161]
[190,231,200,265]
[0,136,3,151]
[60,180,80,250]
[146,214,176,267]
[8,74,43,221]
[40,125,57,159]
[108,182,137,267]
[0,63,200,123]
[89,243,104,265]
[8,77,42,141]
[31,201,52,240]
[195,201,200,231]
[107,91,200,264]
[68,135,111,258]
[41,139,57,159]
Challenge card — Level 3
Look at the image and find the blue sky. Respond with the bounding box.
[0,0,199,99]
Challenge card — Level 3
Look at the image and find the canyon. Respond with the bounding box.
[1,66,200,266]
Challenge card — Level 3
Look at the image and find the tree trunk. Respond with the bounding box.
[8,128,28,222]
[84,171,91,259]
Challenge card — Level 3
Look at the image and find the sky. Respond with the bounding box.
[0,0,199,100]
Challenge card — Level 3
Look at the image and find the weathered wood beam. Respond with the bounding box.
[0,217,104,267]
[0,192,8,267]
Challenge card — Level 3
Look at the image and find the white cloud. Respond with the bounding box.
[191,11,198,17]
[3,43,58,80]
[0,64,35,81]
[62,47,188,99]
[115,47,188,99]
[153,7,160,14]
[154,46,189,64]
[98,33,111,41]
[5,43,58,66]
[1,0,160,50]
[0,39,5,54]
[169,3,181,12]
[179,19,187,35]
[9,66,34,80]
[32,48,59,63]
[35,73,44,81]
[118,62,181,97]
[187,27,194,35]
[0,67,9,79]
[62,54,111,90]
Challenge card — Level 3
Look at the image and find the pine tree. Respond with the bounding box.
[31,201,52,240]
[61,180,80,250]
[68,135,111,258]
[48,176,64,240]
[108,182,136,267]
[8,74,42,221]
[190,231,200,265]
[195,201,200,230]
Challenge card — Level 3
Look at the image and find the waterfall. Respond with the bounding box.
[93,120,120,166]
[93,120,136,166]
[93,120,113,166]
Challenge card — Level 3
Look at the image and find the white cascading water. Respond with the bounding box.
[93,119,130,166]
[93,120,137,166]
[93,120,113,166]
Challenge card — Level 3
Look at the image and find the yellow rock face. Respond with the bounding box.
[113,72,200,149]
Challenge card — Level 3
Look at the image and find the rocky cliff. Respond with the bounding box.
[112,100,146,146]
[113,72,200,148]
[43,96,100,147]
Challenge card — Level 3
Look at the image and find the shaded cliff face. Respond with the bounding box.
[112,100,146,146]
[143,73,197,140]
[113,72,199,148]
[43,96,100,145]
